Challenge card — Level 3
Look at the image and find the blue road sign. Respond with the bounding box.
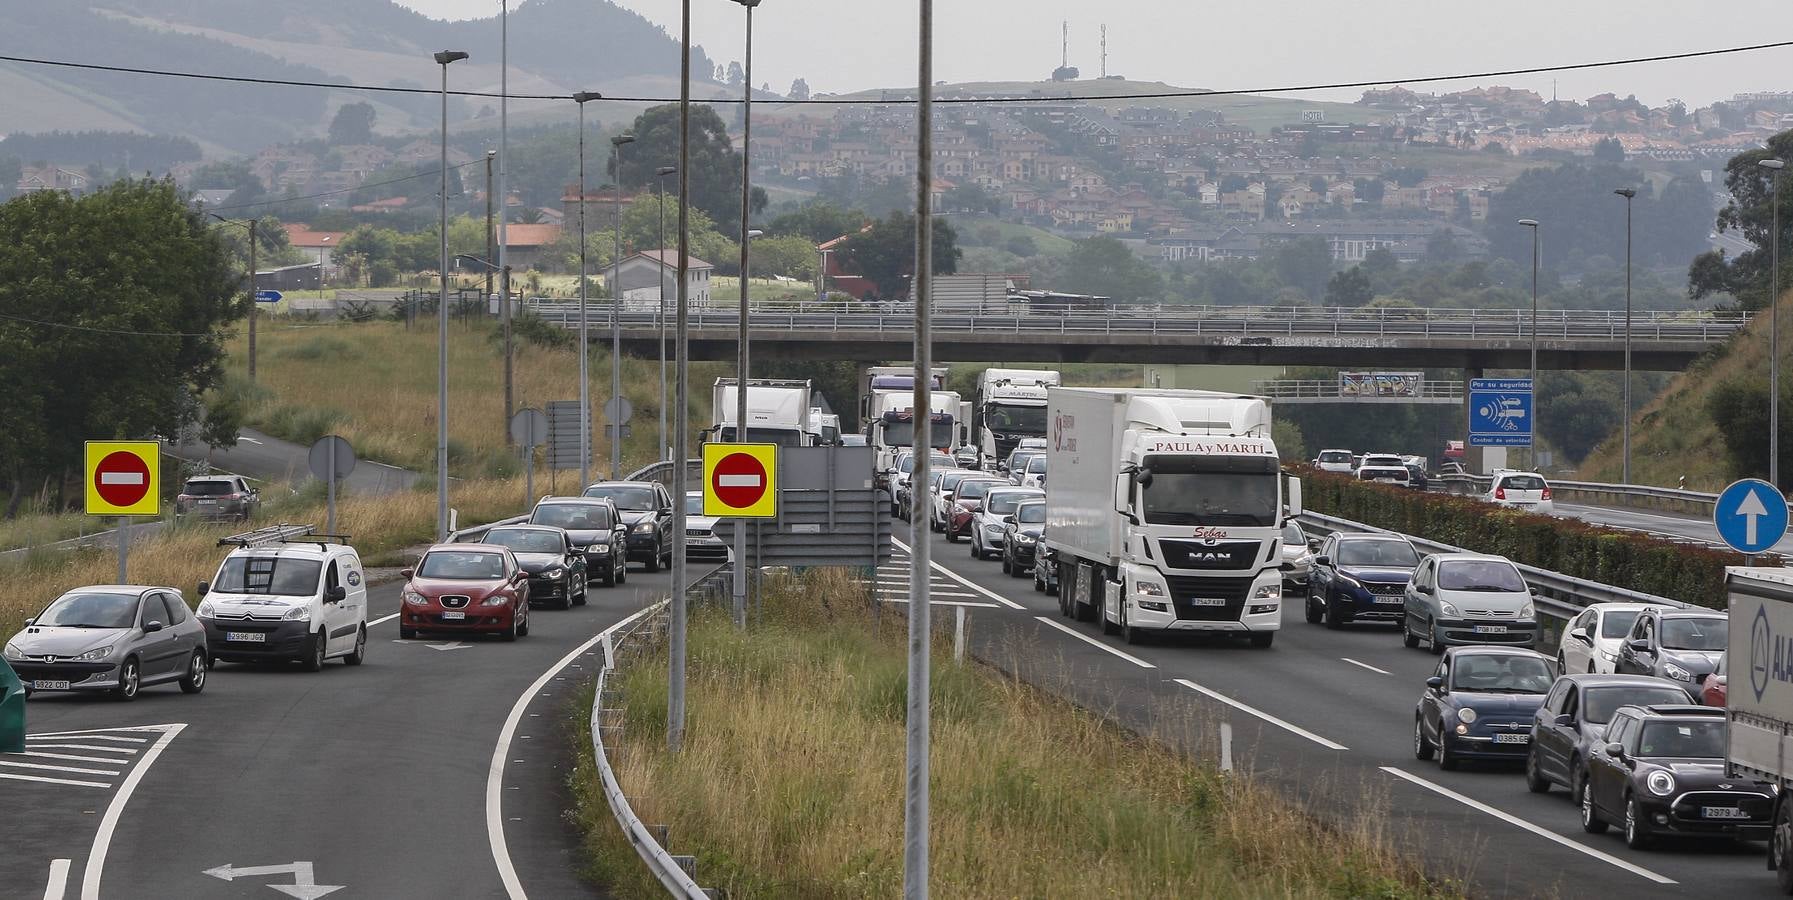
[254,290,283,303]
[1715,478,1789,555]
[1468,377,1532,447]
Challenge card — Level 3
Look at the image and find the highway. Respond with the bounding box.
[0,567,671,900]
[898,521,1766,900]
[1554,501,1793,556]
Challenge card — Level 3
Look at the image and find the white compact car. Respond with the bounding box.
[1018,454,1047,489]
[1314,449,1355,474]
[1487,471,1553,515]
[1558,602,1659,675]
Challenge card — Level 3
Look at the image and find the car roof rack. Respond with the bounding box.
[218,523,352,548]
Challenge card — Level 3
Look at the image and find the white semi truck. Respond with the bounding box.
[975,368,1061,470]
[1725,567,1793,893]
[711,378,814,447]
[860,366,956,475]
[1043,387,1299,648]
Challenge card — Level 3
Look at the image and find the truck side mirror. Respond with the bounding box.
[1113,473,1131,515]
[1286,477,1303,517]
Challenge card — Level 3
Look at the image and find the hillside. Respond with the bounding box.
[0,0,716,153]
[1577,292,1787,491]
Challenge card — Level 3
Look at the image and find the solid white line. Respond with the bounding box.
[1173,679,1348,751]
[881,598,1002,609]
[43,859,70,900]
[369,612,399,626]
[1033,616,1156,669]
[19,752,134,764]
[22,726,170,738]
[0,772,109,788]
[26,734,146,744]
[1380,767,1676,885]
[0,760,120,776]
[892,536,1026,610]
[22,744,137,755]
[1341,657,1393,675]
[487,603,660,899]
[82,724,184,900]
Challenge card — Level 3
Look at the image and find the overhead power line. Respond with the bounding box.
[0,39,1790,106]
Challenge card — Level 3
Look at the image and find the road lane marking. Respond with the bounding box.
[0,760,121,776]
[26,734,145,744]
[81,724,185,900]
[369,612,399,626]
[892,536,1025,609]
[19,752,135,764]
[880,599,1002,609]
[1033,616,1155,669]
[0,772,111,788]
[22,744,138,754]
[1379,767,1676,885]
[1341,657,1393,675]
[43,859,70,900]
[1173,679,1348,750]
[487,603,660,899]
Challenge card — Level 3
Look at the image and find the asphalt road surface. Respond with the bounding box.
[1,569,667,900]
[1554,501,1793,555]
[896,519,1773,900]
[176,428,418,495]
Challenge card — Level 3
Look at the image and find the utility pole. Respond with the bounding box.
[485,150,496,307]
[730,0,761,629]
[611,134,636,479]
[670,0,693,754]
[1762,158,1785,486]
[905,1,934,895]
[657,166,677,461]
[247,218,257,382]
[1615,187,1636,484]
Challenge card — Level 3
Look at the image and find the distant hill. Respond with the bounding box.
[0,0,716,155]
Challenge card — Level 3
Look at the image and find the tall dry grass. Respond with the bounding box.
[571,571,1455,899]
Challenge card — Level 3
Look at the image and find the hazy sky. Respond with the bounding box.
[396,0,1793,108]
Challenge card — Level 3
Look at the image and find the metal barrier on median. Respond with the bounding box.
[1297,509,1688,622]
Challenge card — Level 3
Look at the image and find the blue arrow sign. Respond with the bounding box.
[1715,478,1789,555]
[254,290,283,303]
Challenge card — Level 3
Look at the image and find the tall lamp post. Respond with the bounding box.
[656,165,677,460]
[731,228,763,629]
[1762,157,1785,486]
[1614,188,1636,485]
[670,0,693,754]
[573,92,601,488]
[610,133,636,479]
[433,50,469,541]
[907,0,935,894]
[1518,218,1539,469]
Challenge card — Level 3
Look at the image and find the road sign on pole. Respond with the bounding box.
[511,408,548,508]
[603,396,633,425]
[702,443,777,517]
[1715,478,1789,555]
[254,290,283,303]
[1468,377,1533,447]
[309,435,356,535]
[85,441,160,516]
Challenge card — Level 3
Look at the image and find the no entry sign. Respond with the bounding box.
[85,441,161,516]
[703,443,778,518]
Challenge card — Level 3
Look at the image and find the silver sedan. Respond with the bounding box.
[2,586,209,700]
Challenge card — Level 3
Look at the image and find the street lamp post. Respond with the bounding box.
[656,165,677,461]
[670,0,693,754]
[907,0,935,894]
[573,92,601,488]
[1762,158,1785,486]
[732,228,763,629]
[611,133,636,479]
[1518,218,1539,469]
[434,50,470,541]
[1615,188,1636,485]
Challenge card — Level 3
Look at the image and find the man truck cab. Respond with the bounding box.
[195,524,369,671]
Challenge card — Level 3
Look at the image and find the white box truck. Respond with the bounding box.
[975,368,1061,470]
[712,378,814,447]
[1043,387,1299,648]
[1726,567,1793,892]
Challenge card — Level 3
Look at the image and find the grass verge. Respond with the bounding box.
[571,570,1453,899]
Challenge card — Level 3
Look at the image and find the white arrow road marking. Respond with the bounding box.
[717,474,762,488]
[430,641,472,651]
[1737,487,1770,546]
[203,862,344,899]
[97,473,144,485]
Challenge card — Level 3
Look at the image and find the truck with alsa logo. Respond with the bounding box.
[1042,387,1300,648]
[1724,567,1793,893]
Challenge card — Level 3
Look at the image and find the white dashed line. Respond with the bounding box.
[1032,616,1156,669]
[1173,678,1348,750]
[1340,657,1393,675]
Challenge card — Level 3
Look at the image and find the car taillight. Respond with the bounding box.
[224,493,242,500]
[1495,487,1506,500]
[1541,487,1552,500]
[176,494,192,501]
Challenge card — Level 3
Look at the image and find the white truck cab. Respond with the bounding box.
[195,524,369,671]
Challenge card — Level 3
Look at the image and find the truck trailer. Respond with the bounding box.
[1725,567,1793,892]
[711,378,814,447]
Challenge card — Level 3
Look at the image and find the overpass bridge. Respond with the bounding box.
[530,302,1747,370]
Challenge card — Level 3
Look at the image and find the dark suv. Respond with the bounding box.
[1307,533,1421,628]
[581,481,674,572]
[1580,704,1772,848]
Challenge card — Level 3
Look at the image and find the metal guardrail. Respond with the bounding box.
[626,459,704,490]
[445,514,528,544]
[1297,509,1688,620]
[1254,379,1465,403]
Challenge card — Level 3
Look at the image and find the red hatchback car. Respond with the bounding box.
[1702,654,1728,707]
[400,544,531,641]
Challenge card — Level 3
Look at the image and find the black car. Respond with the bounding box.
[582,481,675,572]
[1404,464,1429,491]
[1306,533,1421,628]
[1034,530,1060,595]
[481,524,588,610]
[1613,608,1727,689]
[1525,674,1697,804]
[1415,646,1556,770]
[527,497,628,586]
[1000,499,1046,578]
[1580,704,1773,848]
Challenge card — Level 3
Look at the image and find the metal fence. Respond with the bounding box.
[1254,379,1466,403]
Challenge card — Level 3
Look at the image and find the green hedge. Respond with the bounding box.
[1299,468,1743,610]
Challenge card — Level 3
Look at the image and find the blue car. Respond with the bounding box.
[1415,646,1557,770]
[1306,532,1421,628]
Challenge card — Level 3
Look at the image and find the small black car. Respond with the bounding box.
[582,481,675,572]
[1307,533,1421,628]
[1000,499,1046,578]
[1580,704,1772,848]
[1415,646,1556,770]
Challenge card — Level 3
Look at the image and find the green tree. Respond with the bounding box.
[612,104,765,236]
[1707,376,1793,486]
[1354,177,1385,203]
[749,234,819,280]
[836,212,962,299]
[766,200,867,243]
[1272,237,1332,301]
[0,157,19,202]
[788,77,811,101]
[1324,266,1373,306]
[1592,137,1625,163]
[943,183,997,214]
[1690,132,1793,307]
[1060,236,1162,301]
[1219,174,1249,193]
[328,102,377,145]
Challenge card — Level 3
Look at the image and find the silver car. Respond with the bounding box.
[1403,553,1539,652]
[3,586,209,700]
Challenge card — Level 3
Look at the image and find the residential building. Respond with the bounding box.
[602,250,714,308]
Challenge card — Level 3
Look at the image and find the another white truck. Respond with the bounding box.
[1725,567,1793,892]
[712,378,814,447]
[860,366,956,476]
[975,368,1061,470]
[1043,387,1299,648]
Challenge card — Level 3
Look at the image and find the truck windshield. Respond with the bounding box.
[883,420,953,450]
[718,427,806,447]
[1139,456,1279,527]
[986,404,1047,433]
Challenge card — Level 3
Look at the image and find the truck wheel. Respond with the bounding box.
[1249,632,1275,649]
[1120,601,1142,645]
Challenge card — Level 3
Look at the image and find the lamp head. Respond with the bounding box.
[572,91,602,104]
[434,50,470,65]
[1517,218,1538,227]
[1761,158,1787,171]
[1614,188,1636,199]
[657,166,678,177]
[612,134,636,146]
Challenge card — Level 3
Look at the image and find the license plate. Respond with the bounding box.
[1492,733,1530,744]
[198,500,215,505]
[226,631,267,643]
[31,680,70,690]
[1703,806,1750,819]
[1472,625,1508,634]
[1189,598,1228,607]
[441,611,465,621]
[1375,596,1404,605]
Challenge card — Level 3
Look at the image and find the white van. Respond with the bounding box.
[195,525,369,671]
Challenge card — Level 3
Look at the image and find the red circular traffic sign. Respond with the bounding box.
[711,452,769,508]
[94,451,152,507]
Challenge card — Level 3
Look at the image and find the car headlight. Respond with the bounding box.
[483,595,512,606]
[282,606,311,622]
[404,590,429,606]
[1439,601,1461,617]
[633,522,656,534]
[542,567,565,579]
[1135,580,1165,597]
[1252,583,1281,601]
[1663,662,1694,682]
[1519,601,1535,619]
[1646,770,1676,797]
[2,642,23,661]
[1015,533,1036,545]
[196,600,217,618]
[71,643,117,662]
[588,544,611,554]
[1457,707,1478,724]
[1599,649,1618,663]
[1335,574,1362,591]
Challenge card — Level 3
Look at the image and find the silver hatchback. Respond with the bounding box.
[2,586,209,700]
